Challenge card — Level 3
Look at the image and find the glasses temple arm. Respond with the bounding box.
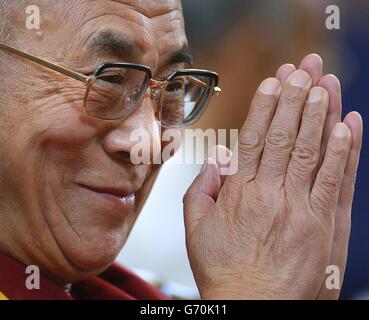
[0,43,90,83]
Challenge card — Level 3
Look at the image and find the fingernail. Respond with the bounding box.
[308,87,325,102]
[350,111,363,127]
[290,70,311,87]
[333,123,349,138]
[260,78,280,94]
[200,160,208,174]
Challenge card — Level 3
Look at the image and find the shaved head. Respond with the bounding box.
[0,2,23,107]
[0,1,55,45]
[0,2,13,43]
[0,1,29,44]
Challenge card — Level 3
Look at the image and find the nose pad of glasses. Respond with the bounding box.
[149,80,168,121]
[149,87,163,123]
[151,88,161,101]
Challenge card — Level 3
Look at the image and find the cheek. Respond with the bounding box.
[8,92,99,185]
[39,111,105,197]
[0,96,98,227]
[13,79,91,149]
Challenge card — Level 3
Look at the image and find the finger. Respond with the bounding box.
[183,157,220,238]
[234,78,282,183]
[316,75,343,179]
[318,112,363,300]
[299,53,323,86]
[286,87,329,192]
[310,123,352,221]
[209,145,233,186]
[338,112,363,214]
[276,63,296,85]
[257,70,312,186]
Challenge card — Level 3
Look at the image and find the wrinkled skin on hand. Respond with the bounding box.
[184,54,363,300]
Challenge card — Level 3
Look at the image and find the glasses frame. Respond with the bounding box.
[0,43,221,126]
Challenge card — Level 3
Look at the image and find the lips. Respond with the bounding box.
[77,183,137,208]
[80,185,133,197]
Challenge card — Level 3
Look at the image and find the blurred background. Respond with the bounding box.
[118,0,369,299]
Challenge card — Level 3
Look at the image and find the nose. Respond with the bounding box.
[102,95,162,164]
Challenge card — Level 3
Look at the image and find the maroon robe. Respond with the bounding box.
[0,251,167,300]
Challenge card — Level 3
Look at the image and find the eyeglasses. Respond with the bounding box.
[0,43,221,127]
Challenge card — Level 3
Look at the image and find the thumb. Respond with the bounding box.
[183,157,221,237]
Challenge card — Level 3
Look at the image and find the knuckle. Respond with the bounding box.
[281,95,299,108]
[239,128,262,153]
[254,93,279,113]
[311,170,342,212]
[281,85,307,107]
[302,108,326,126]
[286,146,319,184]
[320,170,342,192]
[292,144,319,166]
[328,144,349,160]
[266,126,294,150]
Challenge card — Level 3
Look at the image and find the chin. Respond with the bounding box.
[39,187,136,280]
[45,226,131,284]
[49,211,133,274]
[63,230,126,272]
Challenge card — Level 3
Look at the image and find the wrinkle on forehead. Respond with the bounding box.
[40,0,183,32]
[106,0,182,19]
[10,0,187,73]
[77,0,186,67]
[64,0,186,47]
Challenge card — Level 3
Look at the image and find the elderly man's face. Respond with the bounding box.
[0,0,187,282]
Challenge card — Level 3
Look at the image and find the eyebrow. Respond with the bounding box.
[88,30,193,69]
[167,44,193,69]
[89,30,141,60]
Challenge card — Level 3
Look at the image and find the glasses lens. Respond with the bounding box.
[161,74,215,127]
[85,67,149,120]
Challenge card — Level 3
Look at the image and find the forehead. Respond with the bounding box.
[104,0,182,17]
[50,0,187,69]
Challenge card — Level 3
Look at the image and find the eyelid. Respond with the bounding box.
[155,63,185,80]
[99,74,124,83]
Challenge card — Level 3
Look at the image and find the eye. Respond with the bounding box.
[127,86,141,101]
[166,79,185,93]
[99,73,125,85]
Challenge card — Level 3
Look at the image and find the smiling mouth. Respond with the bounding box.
[77,183,136,207]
